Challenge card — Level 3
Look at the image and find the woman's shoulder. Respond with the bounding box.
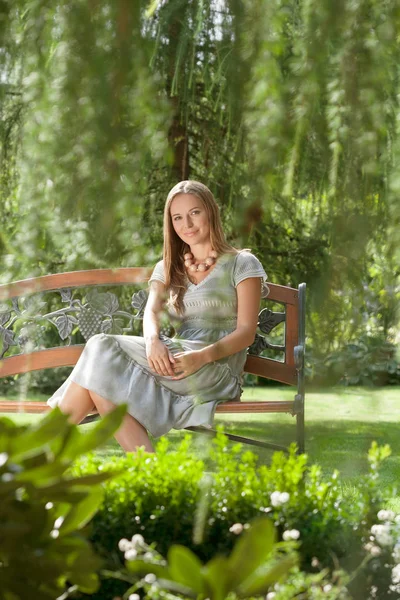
[231,249,267,286]
[233,249,264,268]
[149,258,165,284]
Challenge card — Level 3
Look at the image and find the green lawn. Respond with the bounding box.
[2,385,399,499]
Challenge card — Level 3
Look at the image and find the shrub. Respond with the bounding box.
[305,334,400,387]
[71,434,392,599]
[0,405,125,599]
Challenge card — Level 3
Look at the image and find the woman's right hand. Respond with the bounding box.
[145,337,176,377]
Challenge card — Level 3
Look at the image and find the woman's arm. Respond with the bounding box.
[143,281,165,341]
[172,277,261,378]
[143,281,175,376]
[201,276,261,362]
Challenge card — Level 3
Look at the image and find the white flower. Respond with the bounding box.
[144,573,157,584]
[323,584,332,593]
[144,552,154,560]
[54,516,64,529]
[119,538,132,552]
[131,534,145,547]
[395,514,400,524]
[229,523,244,535]
[266,593,276,599]
[270,491,290,507]
[129,595,140,600]
[371,523,393,547]
[370,545,382,557]
[125,549,138,561]
[364,541,382,556]
[392,564,400,585]
[280,492,290,504]
[311,557,320,568]
[282,529,300,541]
[377,509,396,522]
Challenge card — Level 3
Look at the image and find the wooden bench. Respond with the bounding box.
[0,268,306,453]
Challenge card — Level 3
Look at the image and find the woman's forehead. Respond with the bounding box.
[170,193,203,214]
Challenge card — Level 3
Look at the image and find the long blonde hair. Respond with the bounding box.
[163,180,237,314]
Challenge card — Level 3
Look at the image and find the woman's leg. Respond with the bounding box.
[58,381,95,424]
[89,390,154,453]
[58,380,154,453]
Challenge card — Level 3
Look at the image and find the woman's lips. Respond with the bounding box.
[185,231,198,236]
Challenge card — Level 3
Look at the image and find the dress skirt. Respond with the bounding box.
[47,330,244,438]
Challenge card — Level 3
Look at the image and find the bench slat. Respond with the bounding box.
[0,400,295,415]
[0,270,298,305]
[1,347,297,386]
[0,268,152,300]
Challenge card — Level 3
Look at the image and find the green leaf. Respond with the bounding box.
[69,571,99,594]
[39,471,117,494]
[9,409,70,459]
[57,486,104,535]
[228,517,276,589]
[145,0,161,18]
[202,555,232,600]
[14,459,68,485]
[59,404,127,459]
[237,554,298,597]
[167,545,204,594]
[126,559,170,580]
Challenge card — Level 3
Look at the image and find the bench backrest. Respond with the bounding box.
[0,268,306,386]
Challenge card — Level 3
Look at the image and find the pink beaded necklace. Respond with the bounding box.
[183,250,218,273]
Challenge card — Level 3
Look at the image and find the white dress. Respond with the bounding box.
[47,251,268,437]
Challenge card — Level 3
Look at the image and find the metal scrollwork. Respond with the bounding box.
[0,285,286,360]
[248,308,286,357]
[0,288,149,359]
[258,308,285,334]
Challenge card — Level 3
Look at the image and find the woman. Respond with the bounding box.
[47,181,269,452]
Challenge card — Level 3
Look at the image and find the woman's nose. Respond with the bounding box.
[184,215,193,228]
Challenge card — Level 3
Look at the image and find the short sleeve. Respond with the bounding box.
[233,251,269,297]
[148,260,165,285]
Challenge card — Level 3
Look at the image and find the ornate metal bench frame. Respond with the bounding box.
[0,268,306,453]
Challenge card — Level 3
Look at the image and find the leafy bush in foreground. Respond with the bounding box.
[0,405,125,599]
[110,520,350,600]
[72,435,392,600]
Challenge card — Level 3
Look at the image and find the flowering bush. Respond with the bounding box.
[358,510,400,599]
[70,434,395,600]
[105,521,352,600]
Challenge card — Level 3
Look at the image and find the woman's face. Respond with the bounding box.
[170,193,211,247]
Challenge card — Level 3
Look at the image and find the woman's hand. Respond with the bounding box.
[171,350,207,380]
[146,337,175,377]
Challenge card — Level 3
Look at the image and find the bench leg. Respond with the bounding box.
[296,409,305,454]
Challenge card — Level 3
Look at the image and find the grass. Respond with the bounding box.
[2,385,399,503]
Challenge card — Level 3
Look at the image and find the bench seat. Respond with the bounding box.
[0,268,306,452]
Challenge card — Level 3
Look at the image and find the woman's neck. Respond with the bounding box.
[189,243,213,262]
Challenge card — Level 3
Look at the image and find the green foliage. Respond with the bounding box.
[0,405,125,599]
[1,0,399,356]
[306,334,400,387]
[114,517,298,600]
[71,433,392,599]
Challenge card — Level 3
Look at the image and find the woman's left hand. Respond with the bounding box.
[172,350,207,379]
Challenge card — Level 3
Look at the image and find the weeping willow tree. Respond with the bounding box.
[0,0,399,354]
[0,0,249,272]
[242,0,400,352]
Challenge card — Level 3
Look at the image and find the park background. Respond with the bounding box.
[0,1,400,599]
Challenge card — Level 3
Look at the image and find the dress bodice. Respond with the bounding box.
[149,251,268,339]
